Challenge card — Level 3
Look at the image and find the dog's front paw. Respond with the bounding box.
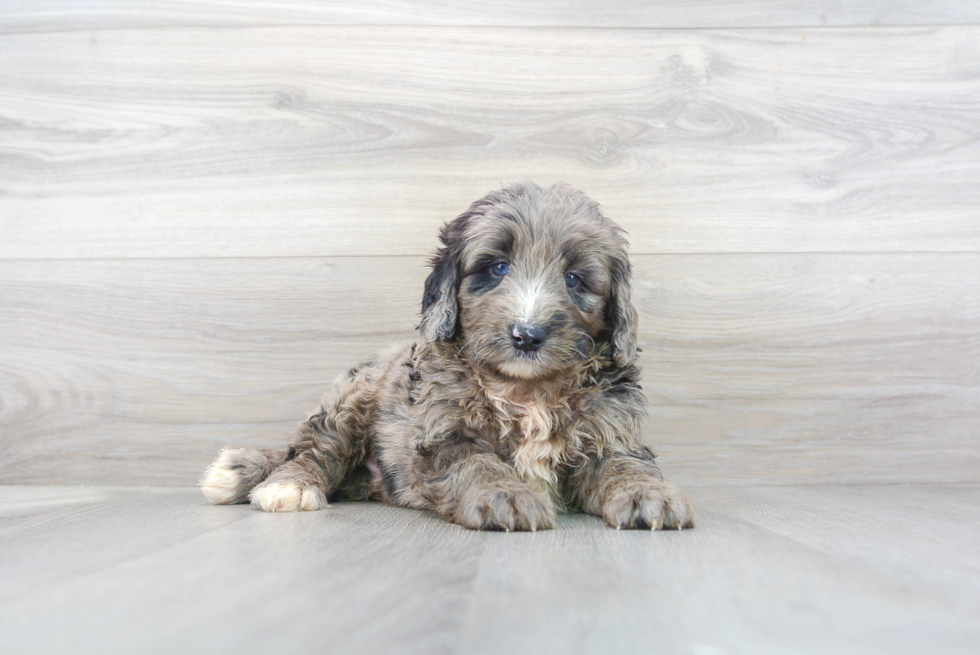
[455,482,557,531]
[250,481,326,512]
[602,479,695,530]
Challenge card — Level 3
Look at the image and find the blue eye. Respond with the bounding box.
[565,272,581,289]
[491,262,509,276]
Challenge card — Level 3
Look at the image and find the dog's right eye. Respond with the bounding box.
[491,262,509,276]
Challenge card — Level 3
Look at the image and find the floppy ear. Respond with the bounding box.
[606,254,639,368]
[418,248,459,342]
[418,215,469,343]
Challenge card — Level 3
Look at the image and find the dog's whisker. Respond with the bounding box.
[456,336,478,359]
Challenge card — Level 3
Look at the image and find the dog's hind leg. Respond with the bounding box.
[201,447,287,505]
[201,409,362,512]
[248,410,357,512]
[247,358,387,512]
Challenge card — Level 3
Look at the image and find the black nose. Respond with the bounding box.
[511,324,547,352]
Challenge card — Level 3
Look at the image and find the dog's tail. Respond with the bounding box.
[200,447,287,504]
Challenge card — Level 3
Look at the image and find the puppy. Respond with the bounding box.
[201,181,695,531]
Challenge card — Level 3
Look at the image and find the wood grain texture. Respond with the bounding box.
[1,485,978,654]
[0,486,485,655]
[2,26,980,258]
[2,0,980,31]
[2,254,976,486]
[459,485,980,654]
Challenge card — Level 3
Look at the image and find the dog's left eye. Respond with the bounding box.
[565,272,581,289]
[491,262,509,276]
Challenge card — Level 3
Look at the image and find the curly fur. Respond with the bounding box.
[201,181,695,531]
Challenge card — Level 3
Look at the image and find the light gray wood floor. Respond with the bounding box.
[2,485,978,655]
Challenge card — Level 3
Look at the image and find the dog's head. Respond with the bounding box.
[419,181,638,379]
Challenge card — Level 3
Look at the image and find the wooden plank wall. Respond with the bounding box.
[1,2,978,486]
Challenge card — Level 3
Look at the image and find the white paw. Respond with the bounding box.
[250,482,326,512]
[201,448,246,504]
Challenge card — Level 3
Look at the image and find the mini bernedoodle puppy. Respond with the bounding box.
[201,181,695,531]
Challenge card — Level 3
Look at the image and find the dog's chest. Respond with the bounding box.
[489,396,564,496]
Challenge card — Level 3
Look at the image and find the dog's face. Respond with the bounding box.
[419,182,638,379]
